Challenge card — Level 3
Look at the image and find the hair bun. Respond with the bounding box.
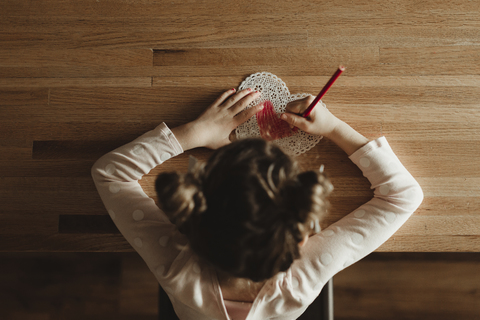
[281,170,333,223]
[155,171,207,230]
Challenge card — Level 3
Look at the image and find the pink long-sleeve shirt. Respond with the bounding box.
[92,122,423,320]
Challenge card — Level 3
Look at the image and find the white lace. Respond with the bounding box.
[235,72,324,156]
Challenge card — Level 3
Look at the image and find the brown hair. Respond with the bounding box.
[155,138,332,282]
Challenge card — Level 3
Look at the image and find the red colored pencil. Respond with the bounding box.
[302,66,345,118]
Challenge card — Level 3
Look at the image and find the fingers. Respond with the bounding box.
[280,112,309,132]
[286,95,315,114]
[212,87,260,110]
[211,88,237,108]
[229,90,262,115]
[234,102,264,126]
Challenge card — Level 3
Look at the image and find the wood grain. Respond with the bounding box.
[59,215,119,234]
[120,252,158,316]
[153,47,379,68]
[0,49,153,67]
[0,160,96,177]
[0,177,104,215]
[0,234,131,252]
[0,77,152,88]
[2,1,479,318]
[0,252,478,319]
[1,0,479,254]
[0,139,32,160]
[335,256,480,319]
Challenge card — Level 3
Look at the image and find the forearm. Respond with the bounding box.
[325,119,370,156]
[171,122,202,152]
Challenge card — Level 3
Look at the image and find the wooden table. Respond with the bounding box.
[1,0,479,252]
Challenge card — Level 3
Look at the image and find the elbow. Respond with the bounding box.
[378,178,424,213]
[91,157,104,183]
[410,181,424,211]
[397,179,424,213]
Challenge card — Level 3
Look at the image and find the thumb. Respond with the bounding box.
[285,100,304,114]
[280,112,309,132]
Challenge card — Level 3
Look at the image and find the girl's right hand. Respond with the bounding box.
[280,95,340,138]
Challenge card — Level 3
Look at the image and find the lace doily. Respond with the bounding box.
[235,72,324,156]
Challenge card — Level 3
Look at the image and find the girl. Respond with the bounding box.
[92,88,423,320]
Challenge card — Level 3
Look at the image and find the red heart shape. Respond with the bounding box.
[256,100,296,141]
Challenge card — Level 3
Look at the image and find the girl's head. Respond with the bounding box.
[155,138,332,282]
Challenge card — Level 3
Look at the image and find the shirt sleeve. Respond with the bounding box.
[289,137,424,300]
[91,122,189,283]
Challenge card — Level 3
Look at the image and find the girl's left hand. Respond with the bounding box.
[172,88,263,150]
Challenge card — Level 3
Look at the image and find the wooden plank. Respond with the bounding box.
[363,252,480,261]
[0,214,58,235]
[3,64,480,81]
[153,47,379,77]
[0,177,105,215]
[381,46,480,66]
[0,29,307,50]
[378,46,480,75]
[0,49,153,67]
[325,197,480,230]
[387,153,480,178]
[0,139,32,161]
[7,14,479,34]
[0,88,48,106]
[0,234,133,252]
[59,215,119,234]
[397,216,480,236]
[415,177,480,197]
[0,78,152,88]
[2,0,479,20]
[308,27,480,48]
[321,87,480,107]
[378,235,480,252]
[3,88,202,123]
[32,140,127,160]
[385,140,480,177]
[383,122,480,141]
[157,61,480,76]
[0,66,161,79]
[415,197,480,217]
[0,160,97,178]
[153,47,379,67]
[0,121,163,140]
[335,258,480,319]
[327,103,480,124]
[119,254,158,316]
[154,76,247,88]
[0,253,125,319]
[48,87,184,110]
[314,140,480,178]
[154,75,480,88]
